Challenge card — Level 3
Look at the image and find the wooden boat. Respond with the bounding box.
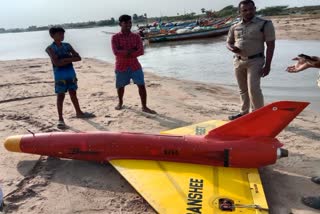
[146,24,232,43]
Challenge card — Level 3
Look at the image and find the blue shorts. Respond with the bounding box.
[55,78,78,94]
[115,68,145,89]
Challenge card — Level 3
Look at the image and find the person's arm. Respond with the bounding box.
[226,26,241,54]
[308,56,320,68]
[286,56,320,73]
[111,35,129,57]
[226,43,241,53]
[45,47,75,67]
[261,40,275,77]
[130,36,144,58]
[261,21,276,77]
[69,44,81,61]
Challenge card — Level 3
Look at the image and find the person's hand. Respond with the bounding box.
[227,43,241,54]
[231,46,241,54]
[286,57,312,73]
[262,65,271,77]
[126,49,134,57]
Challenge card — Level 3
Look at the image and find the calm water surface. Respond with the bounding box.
[0,26,319,111]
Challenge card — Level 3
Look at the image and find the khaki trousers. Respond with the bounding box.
[234,57,265,114]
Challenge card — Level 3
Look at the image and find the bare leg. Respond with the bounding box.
[115,87,125,110]
[69,90,83,116]
[138,85,156,114]
[57,93,65,121]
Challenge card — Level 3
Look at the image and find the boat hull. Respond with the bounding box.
[147,25,231,43]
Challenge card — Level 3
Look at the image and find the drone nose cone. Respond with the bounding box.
[4,135,22,152]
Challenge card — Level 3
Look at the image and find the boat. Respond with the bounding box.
[144,17,238,43]
[146,24,232,43]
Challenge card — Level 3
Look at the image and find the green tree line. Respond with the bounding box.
[1,5,319,34]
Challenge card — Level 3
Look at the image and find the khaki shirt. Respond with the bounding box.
[227,16,276,57]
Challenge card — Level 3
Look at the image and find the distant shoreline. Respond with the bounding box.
[0,24,118,34]
[1,3,320,35]
[1,14,319,41]
[270,14,320,40]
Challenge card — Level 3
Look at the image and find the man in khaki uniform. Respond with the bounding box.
[227,0,275,120]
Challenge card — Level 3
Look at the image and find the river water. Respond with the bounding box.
[0,26,319,111]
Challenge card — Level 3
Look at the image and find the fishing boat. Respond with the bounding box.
[146,24,232,43]
[144,17,237,43]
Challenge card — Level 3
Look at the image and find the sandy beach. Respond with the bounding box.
[270,14,320,40]
[0,13,319,214]
[0,57,319,214]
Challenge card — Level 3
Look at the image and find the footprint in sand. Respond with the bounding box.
[147,83,161,88]
[28,65,42,68]
[91,92,105,97]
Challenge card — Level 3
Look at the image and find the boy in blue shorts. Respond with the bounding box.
[46,27,94,129]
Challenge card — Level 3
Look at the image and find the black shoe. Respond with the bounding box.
[311,176,320,185]
[228,113,244,121]
[302,196,320,210]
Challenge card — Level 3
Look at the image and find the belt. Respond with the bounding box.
[235,53,264,60]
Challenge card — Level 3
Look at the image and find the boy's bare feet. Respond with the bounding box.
[115,102,123,110]
[76,112,95,118]
[142,107,157,114]
[57,120,66,129]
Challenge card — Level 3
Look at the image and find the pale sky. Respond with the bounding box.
[1,0,320,28]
